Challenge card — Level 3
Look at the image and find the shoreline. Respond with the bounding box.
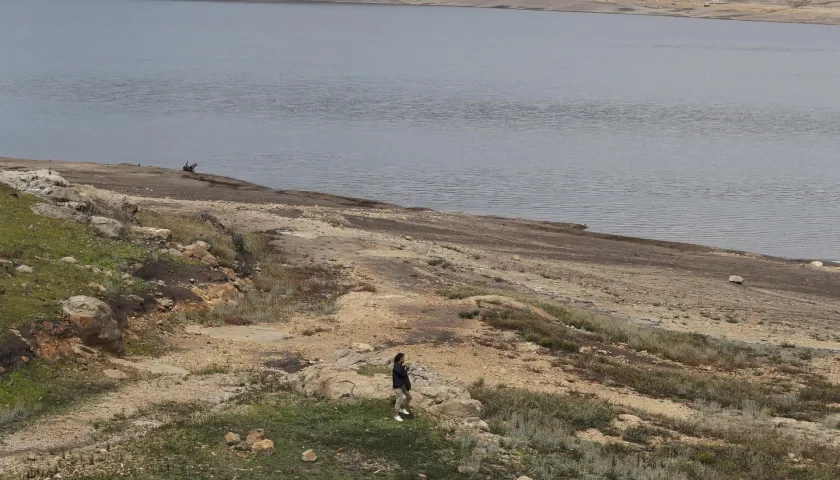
[214,0,840,26]
[0,156,822,265]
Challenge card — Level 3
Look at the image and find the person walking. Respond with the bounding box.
[392,352,412,422]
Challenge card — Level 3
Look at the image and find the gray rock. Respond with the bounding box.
[103,369,128,380]
[30,202,90,224]
[62,295,125,354]
[60,256,77,264]
[15,265,34,274]
[90,216,124,239]
[130,226,172,241]
[728,275,744,285]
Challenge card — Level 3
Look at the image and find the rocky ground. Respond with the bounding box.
[4,159,840,479]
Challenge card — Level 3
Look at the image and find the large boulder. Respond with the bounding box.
[90,216,124,239]
[0,169,75,199]
[292,360,482,419]
[62,296,124,354]
[30,203,90,224]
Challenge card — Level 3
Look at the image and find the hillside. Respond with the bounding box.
[3,160,840,479]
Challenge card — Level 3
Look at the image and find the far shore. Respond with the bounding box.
[216,0,840,26]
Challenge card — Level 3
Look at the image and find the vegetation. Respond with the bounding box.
[75,394,473,480]
[0,358,120,431]
[0,185,147,329]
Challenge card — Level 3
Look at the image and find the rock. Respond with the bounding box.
[103,369,128,380]
[60,256,77,264]
[168,248,185,259]
[728,275,744,285]
[130,226,173,241]
[30,202,90,224]
[193,240,211,250]
[245,429,265,446]
[463,418,489,431]
[457,465,477,474]
[157,297,174,311]
[201,253,219,267]
[0,169,72,198]
[225,432,241,446]
[351,343,374,353]
[72,344,99,358]
[301,449,317,462]
[517,477,534,480]
[430,398,482,419]
[331,349,350,361]
[252,439,275,456]
[811,261,824,267]
[90,216,124,239]
[15,265,34,274]
[88,282,108,293]
[62,295,124,354]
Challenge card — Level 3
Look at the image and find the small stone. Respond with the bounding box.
[54,474,63,479]
[811,261,824,267]
[21,356,30,363]
[27,453,37,461]
[190,278,196,283]
[60,256,77,264]
[252,439,275,456]
[15,265,34,274]
[728,275,744,285]
[301,449,317,462]
[419,475,427,480]
[225,432,241,445]
[245,429,265,446]
[88,282,108,293]
[788,452,796,459]
[517,477,535,480]
[103,369,128,380]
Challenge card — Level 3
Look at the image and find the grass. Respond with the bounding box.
[135,210,248,266]
[442,285,793,370]
[484,310,582,353]
[193,363,231,375]
[357,364,391,377]
[0,358,120,431]
[535,301,765,369]
[574,357,838,422]
[621,425,670,444]
[74,394,474,480]
[191,257,347,325]
[468,386,840,480]
[470,385,615,436]
[0,185,148,329]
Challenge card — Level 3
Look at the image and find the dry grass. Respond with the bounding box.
[136,210,237,265]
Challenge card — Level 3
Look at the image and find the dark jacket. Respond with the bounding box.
[393,362,411,390]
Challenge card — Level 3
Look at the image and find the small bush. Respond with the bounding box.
[621,425,670,444]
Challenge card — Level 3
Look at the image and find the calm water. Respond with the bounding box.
[2,0,840,259]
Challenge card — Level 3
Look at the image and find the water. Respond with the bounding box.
[2,0,840,259]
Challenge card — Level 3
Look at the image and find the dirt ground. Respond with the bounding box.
[4,157,840,474]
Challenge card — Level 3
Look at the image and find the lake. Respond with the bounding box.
[2,0,840,259]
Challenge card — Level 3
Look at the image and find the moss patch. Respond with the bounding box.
[0,185,148,330]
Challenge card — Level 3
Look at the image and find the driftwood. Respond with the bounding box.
[182,162,198,173]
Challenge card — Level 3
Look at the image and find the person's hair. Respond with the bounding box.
[394,352,405,363]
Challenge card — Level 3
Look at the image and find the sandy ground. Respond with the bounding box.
[4,157,840,473]
[254,0,840,25]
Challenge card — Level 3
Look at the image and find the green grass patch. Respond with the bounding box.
[484,310,581,353]
[0,185,148,330]
[0,358,119,431]
[76,395,471,479]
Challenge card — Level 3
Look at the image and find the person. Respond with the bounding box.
[392,352,412,422]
